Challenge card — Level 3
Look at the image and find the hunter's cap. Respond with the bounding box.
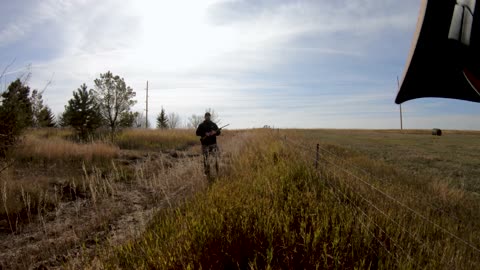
[205,112,211,117]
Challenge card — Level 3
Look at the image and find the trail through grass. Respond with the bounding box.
[96,130,480,269]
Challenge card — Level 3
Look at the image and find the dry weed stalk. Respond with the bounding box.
[2,180,14,233]
[82,163,116,206]
[37,191,48,234]
[133,153,206,205]
[20,186,32,223]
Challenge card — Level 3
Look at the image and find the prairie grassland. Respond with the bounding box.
[97,129,480,269]
[284,129,480,192]
[116,129,199,151]
[1,131,119,232]
[0,128,200,234]
[2,128,479,268]
[27,127,74,139]
[1,127,214,268]
[14,134,119,165]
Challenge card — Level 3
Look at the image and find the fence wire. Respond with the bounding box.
[277,132,480,257]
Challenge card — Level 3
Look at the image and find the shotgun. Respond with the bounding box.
[201,124,230,141]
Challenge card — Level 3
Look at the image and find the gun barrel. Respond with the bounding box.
[218,124,230,130]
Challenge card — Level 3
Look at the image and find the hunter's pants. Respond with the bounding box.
[202,144,218,173]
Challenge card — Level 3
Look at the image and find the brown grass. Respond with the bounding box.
[13,135,119,165]
[116,129,198,151]
[0,131,120,234]
[3,128,480,269]
[0,127,220,268]
[28,127,74,139]
[93,129,480,269]
[287,129,480,192]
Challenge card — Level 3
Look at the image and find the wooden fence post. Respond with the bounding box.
[315,144,320,169]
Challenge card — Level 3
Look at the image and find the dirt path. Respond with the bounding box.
[0,145,206,269]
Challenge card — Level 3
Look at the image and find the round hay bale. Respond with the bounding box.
[432,128,442,136]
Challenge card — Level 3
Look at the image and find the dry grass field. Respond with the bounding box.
[286,129,480,193]
[0,128,211,269]
[1,128,479,269]
[116,129,198,151]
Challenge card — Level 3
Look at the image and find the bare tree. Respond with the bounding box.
[187,114,203,129]
[93,71,136,140]
[205,107,221,124]
[0,58,16,88]
[167,112,181,129]
[30,89,44,127]
[133,112,147,128]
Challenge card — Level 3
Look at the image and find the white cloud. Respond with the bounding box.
[0,0,74,47]
[4,0,475,130]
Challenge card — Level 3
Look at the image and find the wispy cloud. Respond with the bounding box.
[1,0,479,129]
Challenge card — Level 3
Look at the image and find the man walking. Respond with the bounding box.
[196,112,221,175]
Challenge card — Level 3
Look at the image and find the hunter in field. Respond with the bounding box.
[196,112,221,175]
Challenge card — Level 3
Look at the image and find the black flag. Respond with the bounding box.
[396,0,480,104]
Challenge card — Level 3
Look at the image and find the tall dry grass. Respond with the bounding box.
[99,131,384,269]
[13,135,119,165]
[1,171,63,233]
[0,160,124,233]
[95,130,480,269]
[28,128,74,139]
[1,127,222,268]
[116,129,198,151]
[1,131,120,233]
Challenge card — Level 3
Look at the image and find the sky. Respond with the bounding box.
[0,0,479,129]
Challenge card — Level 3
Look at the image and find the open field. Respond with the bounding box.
[285,129,480,192]
[1,128,479,269]
[97,129,480,269]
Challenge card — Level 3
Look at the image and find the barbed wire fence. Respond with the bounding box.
[273,130,480,267]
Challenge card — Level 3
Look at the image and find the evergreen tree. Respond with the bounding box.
[57,113,67,128]
[38,106,56,127]
[156,107,168,129]
[0,79,33,155]
[62,84,102,140]
[0,79,33,129]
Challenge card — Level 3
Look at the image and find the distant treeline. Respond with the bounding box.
[0,70,221,154]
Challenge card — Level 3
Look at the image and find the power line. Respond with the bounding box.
[397,76,403,131]
[146,80,149,128]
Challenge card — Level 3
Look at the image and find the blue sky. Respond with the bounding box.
[1,0,479,129]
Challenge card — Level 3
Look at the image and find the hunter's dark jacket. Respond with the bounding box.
[196,120,220,146]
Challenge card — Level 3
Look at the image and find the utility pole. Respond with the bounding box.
[397,76,403,131]
[146,80,149,129]
[400,103,403,130]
